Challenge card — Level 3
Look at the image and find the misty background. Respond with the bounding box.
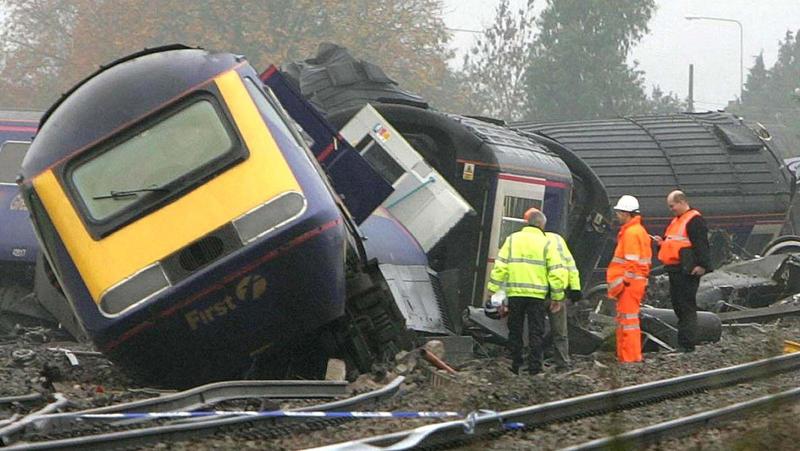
[0,0,798,156]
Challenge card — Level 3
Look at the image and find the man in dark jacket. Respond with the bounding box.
[653,190,711,352]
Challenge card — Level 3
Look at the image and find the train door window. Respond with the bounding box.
[0,141,30,184]
[498,196,543,247]
[355,137,405,185]
[478,174,546,301]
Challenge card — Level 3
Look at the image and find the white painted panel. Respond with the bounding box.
[340,105,473,251]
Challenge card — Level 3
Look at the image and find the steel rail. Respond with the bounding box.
[718,304,800,323]
[3,377,403,450]
[0,394,69,445]
[563,385,800,450]
[0,393,43,405]
[0,379,347,445]
[310,352,800,450]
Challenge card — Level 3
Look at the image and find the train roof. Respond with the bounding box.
[511,112,794,218]
[22,46,249,179]
[446,113,571,182]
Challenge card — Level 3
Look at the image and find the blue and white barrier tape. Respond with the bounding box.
[77,410,463,420]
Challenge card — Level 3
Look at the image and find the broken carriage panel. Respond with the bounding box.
[260,66,393,224]
[338,104,473,252]
[646,253,800,311]
[260,69,470,335]
[512,112,794,285]
[327,105,577,308]
[279,44,614,316]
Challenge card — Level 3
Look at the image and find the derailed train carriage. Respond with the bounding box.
[278,44,798,302]
[279,44,611,310]
[19,44,613,387]
[511,114,796,286]
[19,46,420,387]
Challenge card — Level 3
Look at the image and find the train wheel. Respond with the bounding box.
[334,263,414,376]
[762,235,800,256]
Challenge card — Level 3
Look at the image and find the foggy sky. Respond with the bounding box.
[444,0,800,111]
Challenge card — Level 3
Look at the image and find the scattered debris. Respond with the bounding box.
[325,359,346,381]
[420,348,456,375]
[11,349,35,364]
[784,340,800,354]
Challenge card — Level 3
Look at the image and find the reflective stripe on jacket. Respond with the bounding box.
[607,216,652,299]
[488,226,569,300]
[657,209,701,265]
[546,232,581,291]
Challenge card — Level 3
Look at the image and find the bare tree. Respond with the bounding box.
[461,0,537,120]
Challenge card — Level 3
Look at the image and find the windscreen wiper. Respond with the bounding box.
[93,187,169,200]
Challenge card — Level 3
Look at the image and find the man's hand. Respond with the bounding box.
[549,301,562,313]
[690,266,706,276]
[498,304,509,318]
[651,235,663,245]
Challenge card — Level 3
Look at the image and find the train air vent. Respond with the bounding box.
[179,236,225,272]
[160,224,243,284]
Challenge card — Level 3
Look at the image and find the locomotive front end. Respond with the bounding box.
[20,47,349,387]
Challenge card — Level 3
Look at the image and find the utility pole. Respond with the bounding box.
[688,64,694,112]
[685,16,744,103]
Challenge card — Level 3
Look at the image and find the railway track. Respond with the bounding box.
[0,377,401,450]
[309,352,800,450]
[564,384,800,450]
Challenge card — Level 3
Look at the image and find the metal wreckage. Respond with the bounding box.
[1,43,799,386]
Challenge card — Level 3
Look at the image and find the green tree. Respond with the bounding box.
[742,52,769,104]
[645,85,686,115]
[0,0,459,111]
[523,0,656,121]
[461,0,537,120]
[732,30,800,158]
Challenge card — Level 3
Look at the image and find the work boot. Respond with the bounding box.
[510,362,521,375]
[677,346,695,353]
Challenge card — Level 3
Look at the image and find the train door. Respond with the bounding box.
[339,105,472,251]
[477,174,546,302]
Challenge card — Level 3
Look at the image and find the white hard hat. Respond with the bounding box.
[613,195,640,213]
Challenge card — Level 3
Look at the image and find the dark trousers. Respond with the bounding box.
[507,297,547,372]
[668,272,700,350]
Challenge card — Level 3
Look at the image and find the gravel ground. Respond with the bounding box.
[2,315,800,450]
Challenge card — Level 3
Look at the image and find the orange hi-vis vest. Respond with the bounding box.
[607,215,652,299]
[657,209,701,265]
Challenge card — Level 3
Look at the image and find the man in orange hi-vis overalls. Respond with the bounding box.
[607,195,652,363]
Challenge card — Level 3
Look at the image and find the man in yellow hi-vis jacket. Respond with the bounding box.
[545,230,581,372]
[488,208,569,375]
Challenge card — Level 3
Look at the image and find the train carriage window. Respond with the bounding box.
[357,138,405,185]
[69,99,238,223]
[498,196,542,247]
[0,141,30,184]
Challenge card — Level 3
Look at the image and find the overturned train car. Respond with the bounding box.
[278,45,611,310]
[512,114,795,285]
[19,46,415,387]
